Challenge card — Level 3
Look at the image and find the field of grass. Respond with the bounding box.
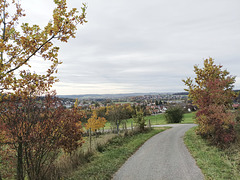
[67,127,170,180]
[103,112,196,130]
[184,127,240,180]
[183,112,196,124]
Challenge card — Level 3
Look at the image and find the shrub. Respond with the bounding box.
[133,109,146,131]
[196,105,236,146]
[164,106,184,123]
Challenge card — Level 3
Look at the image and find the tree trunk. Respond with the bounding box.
[17,141,24,180]
[148,119,151,129]
[89,128,92,151]
[116,121,119,135]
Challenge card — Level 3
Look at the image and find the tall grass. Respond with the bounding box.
[44,133,117,179]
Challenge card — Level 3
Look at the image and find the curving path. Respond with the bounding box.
[112,124,204,180]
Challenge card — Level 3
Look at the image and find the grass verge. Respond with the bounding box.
[67,127,170,180]
[184,127,240,180]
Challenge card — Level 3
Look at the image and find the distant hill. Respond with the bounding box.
[57,92,161,99]
[173,92,189,95]
[57,90,240,100]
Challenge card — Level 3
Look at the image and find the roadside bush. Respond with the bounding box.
[196,105,236,147]
[164,106,184,123]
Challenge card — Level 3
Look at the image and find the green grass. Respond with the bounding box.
[67,127,170,180]
[104,112,196,130]
[184,127,240,180]
[148,112,196,124]
[183,112,196,124]
[145,113,166,125]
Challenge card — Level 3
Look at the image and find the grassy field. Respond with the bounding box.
[183,112,196,124]
[67,127,170,180]
[103,112,196,130]
[184,127,240,180]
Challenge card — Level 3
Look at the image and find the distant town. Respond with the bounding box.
[58,91,240,114]
[58,92,195,114]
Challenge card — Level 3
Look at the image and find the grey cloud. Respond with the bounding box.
[23,0,240,94]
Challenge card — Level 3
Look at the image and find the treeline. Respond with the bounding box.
[79,103,151,127]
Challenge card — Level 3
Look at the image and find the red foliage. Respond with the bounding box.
[183,58,236,147]
[0,92,84,179]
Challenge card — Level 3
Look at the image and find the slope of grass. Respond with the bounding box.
[184,127,240,180]
[68,127,170,180]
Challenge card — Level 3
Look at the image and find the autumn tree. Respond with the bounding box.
[0,0,87,179]
[85,111,107,133]
[95,106,107,119]
[0,89,84,179]
[85,111,107,150]
[183,58,236,146]
[106,104,135,133]
[106,105,122,134]
[0,0,87,96]
[122,104,135,120]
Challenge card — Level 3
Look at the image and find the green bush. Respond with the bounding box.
[133,109,146,131]
[164,106,184,123]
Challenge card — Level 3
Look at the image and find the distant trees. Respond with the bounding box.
[106,104,134,134]
[96,106,107,119]
[183,58,236,146]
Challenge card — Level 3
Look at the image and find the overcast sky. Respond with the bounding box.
[21,0,240,95]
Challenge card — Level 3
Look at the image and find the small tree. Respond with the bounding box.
[183,58,236,146]
[85,111,107,150]
[133,109,146,131]
[164,106,184,123]
[106,105,122,134]
[85,111,107,133]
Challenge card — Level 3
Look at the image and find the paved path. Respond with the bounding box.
[112,124,204,180]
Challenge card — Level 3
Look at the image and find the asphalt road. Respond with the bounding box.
[112,124,204,180]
